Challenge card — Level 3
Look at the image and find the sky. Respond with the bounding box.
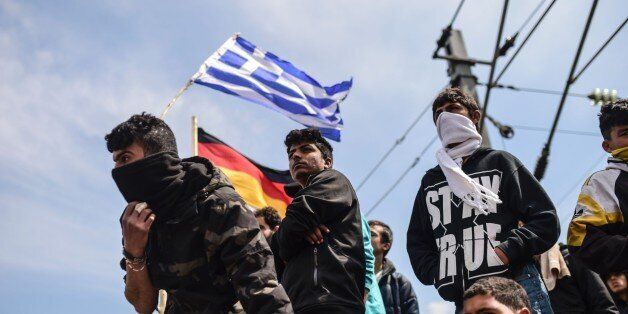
[0,0,626,313]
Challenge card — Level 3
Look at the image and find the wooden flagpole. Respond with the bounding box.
[159,75,197,120]
[192,116,199,156]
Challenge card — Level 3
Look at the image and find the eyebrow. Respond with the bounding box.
[113,150,132,162]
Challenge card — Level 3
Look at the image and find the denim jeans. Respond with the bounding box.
[515,263,554,314]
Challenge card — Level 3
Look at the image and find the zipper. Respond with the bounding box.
[313,247,318,286]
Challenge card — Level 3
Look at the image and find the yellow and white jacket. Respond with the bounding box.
[567,158,628,274]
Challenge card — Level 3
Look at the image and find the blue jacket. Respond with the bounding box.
[363,217,386,314]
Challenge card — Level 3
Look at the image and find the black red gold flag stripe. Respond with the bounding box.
[197,128,293,216]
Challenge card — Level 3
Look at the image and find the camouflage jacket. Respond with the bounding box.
[121,156,292,314]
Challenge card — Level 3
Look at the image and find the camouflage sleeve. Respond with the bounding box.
[211,189,293,314]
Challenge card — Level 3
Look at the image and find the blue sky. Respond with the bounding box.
[0,1,626,313]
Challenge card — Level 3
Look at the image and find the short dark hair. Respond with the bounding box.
[463,277,530,312]
[254,206,282,229]
[432,87,480,117]
[284,128,333,161]
[599,99,628,140]
[105,112,178,155]
[368,220,393,256]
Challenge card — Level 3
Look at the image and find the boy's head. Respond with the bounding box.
[599,100,628,154]
[432,87,481,127]
[606,271,628,296]
[105,113,178,168]
[368,220,393,258]
[463,277,531,314]
[254,206,282,240]
[284,128,333,187]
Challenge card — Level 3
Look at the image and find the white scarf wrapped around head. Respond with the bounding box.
[435,112,502,215]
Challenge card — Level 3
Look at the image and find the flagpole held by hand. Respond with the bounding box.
[159,76,196,119]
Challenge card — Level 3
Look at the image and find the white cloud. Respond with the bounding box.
[428,300,456,314]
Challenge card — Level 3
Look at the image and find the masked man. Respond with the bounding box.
[407,88,559,313]
[106,113,291,314]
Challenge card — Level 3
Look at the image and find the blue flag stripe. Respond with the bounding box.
[194,34,350,141]
[205,66,323,118]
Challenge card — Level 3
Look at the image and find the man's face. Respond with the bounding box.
[607,273,628,294]
[463,294,529,314]
[433,101,481,125]
[256,216,274,240]
[288,142,331,186]
[112,141,145,168]
[602,125,628,153]
[370,225,391,258]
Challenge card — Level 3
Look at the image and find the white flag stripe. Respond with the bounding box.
[195,73,342,129]
[207,54,343,122]
[227,37,348,105]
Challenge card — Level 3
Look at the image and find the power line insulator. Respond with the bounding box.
[499,125,515,138]
[498,33,518,57]
[588,88,618,105]
[534,147,549,180]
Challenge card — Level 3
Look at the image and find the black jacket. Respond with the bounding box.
[275,169,366,313]
[407,148,559,303]
[549,244,618,313]
[114,153,291,313]
[378,259,420,314]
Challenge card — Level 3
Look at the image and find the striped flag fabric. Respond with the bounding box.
[192,34,352,141]
[197,127,294,216]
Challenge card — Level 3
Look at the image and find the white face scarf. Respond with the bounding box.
[435,112,502,215]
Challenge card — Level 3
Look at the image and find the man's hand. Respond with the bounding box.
[495,247,510,265]
[122,201,156,257]
[305,225,330,245]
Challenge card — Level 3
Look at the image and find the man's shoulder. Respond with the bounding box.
[308,168,352,186]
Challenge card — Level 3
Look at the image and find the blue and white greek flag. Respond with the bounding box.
[193,34,352,141]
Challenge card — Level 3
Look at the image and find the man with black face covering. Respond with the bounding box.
[106,113,292,314]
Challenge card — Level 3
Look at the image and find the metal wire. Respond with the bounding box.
[572,16,628,83]
[365,135,439,217]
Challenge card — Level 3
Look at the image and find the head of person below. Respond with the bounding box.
[606,271,628,310]
[463,277,531,314]
[406,87,559,308]
[106,113,291,314]
[369,220,420,314]
[255,206,282,240]
[273,128,367,313]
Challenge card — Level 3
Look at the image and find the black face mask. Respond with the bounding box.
[111,151,211,222]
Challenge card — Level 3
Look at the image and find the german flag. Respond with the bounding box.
[197,128,293,216]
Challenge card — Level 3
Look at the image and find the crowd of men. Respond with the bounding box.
[106,87,627,313]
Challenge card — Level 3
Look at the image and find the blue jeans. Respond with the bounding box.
[515,263,554,314]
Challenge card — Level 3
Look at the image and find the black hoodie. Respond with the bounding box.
[407,148,559,303]
[275,169,366,313]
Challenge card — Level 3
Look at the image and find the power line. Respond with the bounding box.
[356,103,432,191]
[479,0,510,132]
[572,16,628,83]
[365,135,439,217]
[478,82,589,98]
[511,125,599,137]
[556,153,607,224]
[516,0,547,35]
[534,0,599,181]
[450,0,467,27]
[494,0,557,84]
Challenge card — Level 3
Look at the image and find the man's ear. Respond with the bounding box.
[273,225,279,233]
[471,110,482,126]
[602,140,613,153]
[517,308,531,314]
[324,157,333,169]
